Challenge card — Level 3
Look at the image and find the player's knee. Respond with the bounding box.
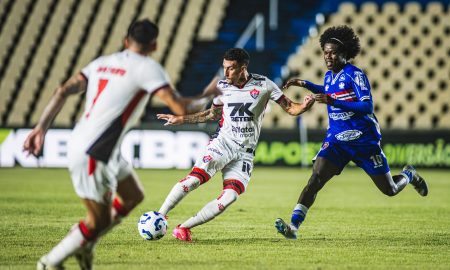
[306,172,324,192]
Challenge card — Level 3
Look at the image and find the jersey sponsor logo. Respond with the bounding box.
[96,66,126,76]
[354,71,368,90]
[228,103,254,122]
[202,155,213,163]
[232,126,255,138]
[325,85,329,92]
[207,147,223,156]
[329,111,355,120]
[335,130,363,141]
[339,82,345,89]
[250,89,260,99]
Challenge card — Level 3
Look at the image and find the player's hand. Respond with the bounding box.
[314,94,334,105]
[303,94,315,110]
[157,114,183,126]
[283,78,306,89]
[23,127,45,157]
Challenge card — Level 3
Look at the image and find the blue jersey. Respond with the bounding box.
[321,63,381,145]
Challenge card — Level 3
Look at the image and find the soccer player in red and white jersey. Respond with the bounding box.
[156,48,315,241]
[23,19,216,269]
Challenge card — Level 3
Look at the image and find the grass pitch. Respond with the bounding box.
[0,167,449,269]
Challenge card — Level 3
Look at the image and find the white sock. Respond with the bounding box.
[159,175,201,215]
[46,222,95,266]
[181,189,238,229]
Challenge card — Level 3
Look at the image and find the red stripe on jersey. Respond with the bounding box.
[86,79,109,118]
[88,157,96,176]
[121,90,147,126]
[223,179,245,195]
[189,167,211,184]
[79,221,96,241]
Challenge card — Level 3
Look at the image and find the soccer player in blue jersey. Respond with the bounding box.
[274,26,428,239]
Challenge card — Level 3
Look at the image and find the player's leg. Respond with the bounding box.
[172,150,250,241]
[356,144,421,196]
[158,167,211,216]
[38,199,109,269]
[401,165,428,196]
[159,139,230,216]
[276,142,347,239]
[173,185,241,241]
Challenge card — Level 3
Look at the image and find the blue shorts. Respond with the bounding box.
[315,141,390,175]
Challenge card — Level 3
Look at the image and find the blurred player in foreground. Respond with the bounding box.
[24,19,216,269]
[275,26,428,240]
[157,48,315,241]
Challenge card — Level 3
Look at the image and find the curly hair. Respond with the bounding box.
[223,48,250,66]
[319,26,361,60]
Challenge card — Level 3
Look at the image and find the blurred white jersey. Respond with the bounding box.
[69,49,170,162]
[213,74,283,150]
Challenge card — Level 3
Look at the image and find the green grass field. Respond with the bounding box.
[1,167,449,269]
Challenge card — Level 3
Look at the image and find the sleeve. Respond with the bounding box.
[138,61,171,94]
[350,70,371,102]
[332,70,373,114]
[266,78,283,101]
[303,80,325,93]
[212,81,224,106]
[80,57,101,80]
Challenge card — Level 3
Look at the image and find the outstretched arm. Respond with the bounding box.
[314,94,373,114]
[157,104,223,126]
[23,73,87,156]
[283,78,325,94]
[276,94,315,116]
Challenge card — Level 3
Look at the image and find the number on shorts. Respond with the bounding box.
[242,161,252,176]
[370,154,383,167]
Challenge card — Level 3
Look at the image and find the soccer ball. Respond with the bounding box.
[137,211,168,240]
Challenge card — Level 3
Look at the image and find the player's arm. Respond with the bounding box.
[314,94,373,114]
[23,73,87,156]
[283,78,325,94]
[276,94,315,116]
[154,79,220,115]
[157,104,223,126]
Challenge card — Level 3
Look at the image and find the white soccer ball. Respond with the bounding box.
[137,211,168,240]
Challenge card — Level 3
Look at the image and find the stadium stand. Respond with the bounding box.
[0,0,448,132]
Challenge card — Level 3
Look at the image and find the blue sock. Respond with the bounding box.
[290,204,308,229]
[400,169,413,183]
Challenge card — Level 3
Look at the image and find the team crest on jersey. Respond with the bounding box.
[250,89,260,99]
[339,74,346,81]
[339,82,345,89]
[202,155,213,163]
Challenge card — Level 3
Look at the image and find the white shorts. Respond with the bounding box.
[193,136,254,191]
[68,149,133,204]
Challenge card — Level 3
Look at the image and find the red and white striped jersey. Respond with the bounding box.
[70,49,170,162]
[213,74,283,149]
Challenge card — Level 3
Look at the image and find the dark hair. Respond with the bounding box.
[223,48,250,66]
[127,19,159,47]
[319,25,361,60]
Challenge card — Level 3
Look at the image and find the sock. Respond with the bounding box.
[291,204,308,229]
[159,172,207,215]
[46,221,96,266]
[400,170,413,184]
[181,189,238,229]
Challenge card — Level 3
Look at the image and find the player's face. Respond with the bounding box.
[223,59,246,86]
[323,43,346,72]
